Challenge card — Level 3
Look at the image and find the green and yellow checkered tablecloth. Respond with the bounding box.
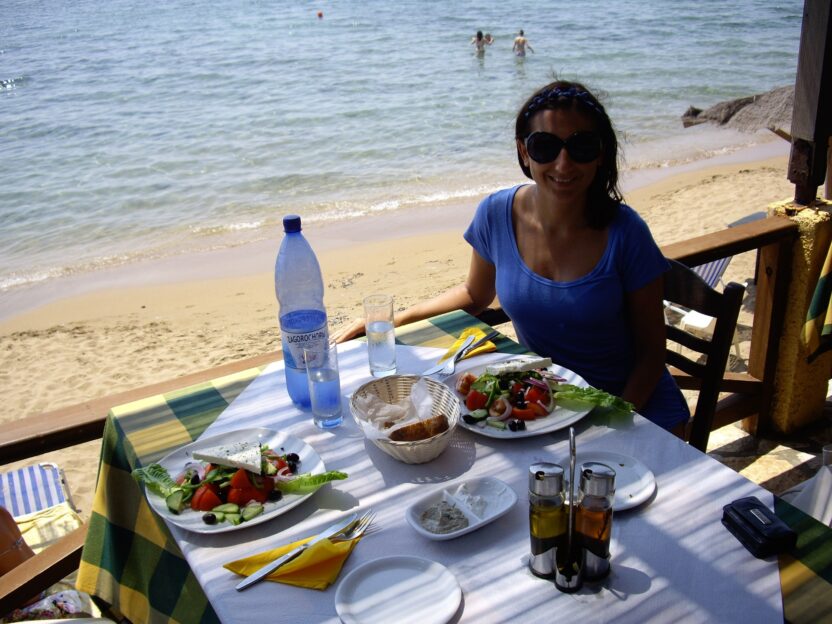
[75,311,523,624]
[75,310,832,623]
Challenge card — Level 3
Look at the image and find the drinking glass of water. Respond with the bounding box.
[363,294,397,377]
[304,342,344,429]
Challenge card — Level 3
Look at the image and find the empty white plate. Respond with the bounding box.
[335,556,461,624]
[564,450,657,511]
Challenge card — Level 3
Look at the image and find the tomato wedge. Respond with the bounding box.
[465,390,489,411]
[529,402,549,418]
[511,405,537,420]
[525,386,548,405]
[191,483,222,511]
[228,487,267,505]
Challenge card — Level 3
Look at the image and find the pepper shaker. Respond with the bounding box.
[528,462,566,579]
[576,462,616,581]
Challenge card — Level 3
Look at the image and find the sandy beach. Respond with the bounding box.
[0,142,796,518]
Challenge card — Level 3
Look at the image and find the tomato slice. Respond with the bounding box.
[465,390,489,411]
[511,405,537,420]
[228,486,268,506]
[191,483,222,511]
[525,386,548,405]
[230,468,252,490]
[529,402,549,418]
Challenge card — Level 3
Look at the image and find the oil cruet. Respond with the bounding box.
[528,462,566,579]
[576,461,616,581]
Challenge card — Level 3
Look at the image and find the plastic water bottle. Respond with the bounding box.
[275,215,328,408]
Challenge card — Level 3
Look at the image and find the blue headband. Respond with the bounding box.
[524,87,603,118]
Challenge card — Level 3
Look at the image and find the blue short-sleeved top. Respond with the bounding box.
[464,185,689,429]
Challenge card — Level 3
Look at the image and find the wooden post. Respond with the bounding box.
[788,0,832,205]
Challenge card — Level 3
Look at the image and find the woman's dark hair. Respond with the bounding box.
[514,80,622,229]
[476,30,483,39]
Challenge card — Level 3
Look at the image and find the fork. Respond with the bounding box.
[331,510,377,542]
[436,330,500,379]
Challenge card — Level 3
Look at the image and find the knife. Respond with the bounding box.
[461,330,500,358]
[235,513,358,591]
[420,334,476,376]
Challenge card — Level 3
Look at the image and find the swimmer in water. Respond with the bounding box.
[513,29,534,57]
[471,30,492,56]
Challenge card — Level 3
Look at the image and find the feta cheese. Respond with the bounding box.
[485,357,553,376]
[193,441,262,474]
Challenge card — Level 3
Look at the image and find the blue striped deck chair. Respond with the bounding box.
[0,462,76,518]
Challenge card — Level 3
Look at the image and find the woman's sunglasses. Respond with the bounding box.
[524,131,602,164]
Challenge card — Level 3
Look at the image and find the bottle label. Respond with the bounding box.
[280,310,327,369]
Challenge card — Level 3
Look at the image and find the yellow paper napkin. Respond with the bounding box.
[438,326,496,363]
[224,535,361,590]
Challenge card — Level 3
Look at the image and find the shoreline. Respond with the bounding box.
[0,136,789,325]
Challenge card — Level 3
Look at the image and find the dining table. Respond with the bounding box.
[76,310,832,624]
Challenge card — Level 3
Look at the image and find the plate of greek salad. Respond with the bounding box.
[132,427,347,533]
[449,356,632,439]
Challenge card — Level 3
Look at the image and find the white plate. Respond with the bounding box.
[405,476,517,540]
[565,451,656,511]
[335,556,462,624]
[449,357,593,439]
[144,427,325,533]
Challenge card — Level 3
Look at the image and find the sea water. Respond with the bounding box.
[308,368,343,429]
[0,0,804,319]
[367,320,396,377]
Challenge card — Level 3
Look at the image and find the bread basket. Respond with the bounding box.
[350,375,460,464]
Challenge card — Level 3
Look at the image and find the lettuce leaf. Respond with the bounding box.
[277,471,348,494]
[552,384,634,413]
[132,463,182,498]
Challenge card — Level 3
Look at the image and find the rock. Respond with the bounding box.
[682,85,793,133]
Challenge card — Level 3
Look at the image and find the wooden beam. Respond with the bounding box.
[661,216,797,267]
[788,0,832,203]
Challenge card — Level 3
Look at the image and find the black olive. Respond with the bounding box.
[268,489,283,502]
[190,473,201,486]
[202,513,217,525]
[286,452,300,463]
[508,419,526,431]
[287,460,298,473]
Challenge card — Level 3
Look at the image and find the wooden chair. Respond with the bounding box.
[664,259,745,451]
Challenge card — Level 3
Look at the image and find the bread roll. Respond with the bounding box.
[388,414,449,442]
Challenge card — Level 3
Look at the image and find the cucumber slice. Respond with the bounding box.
[212,503,241,514]
[225,513,242,525]
[166,490,185,514]
[485,418,507,430]
[241,503,264,522]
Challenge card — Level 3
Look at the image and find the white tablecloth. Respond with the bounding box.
[166,342,783,623]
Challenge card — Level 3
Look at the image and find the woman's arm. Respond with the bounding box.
[619,275,667,411]
[332,249,497,342]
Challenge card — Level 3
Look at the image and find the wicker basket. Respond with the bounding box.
[350,375,460,464]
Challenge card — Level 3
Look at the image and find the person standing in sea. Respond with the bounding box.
[513,29,534,56]
[471,30,492,56]
[334,80,690,435]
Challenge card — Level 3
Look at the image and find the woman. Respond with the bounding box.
[471,30,491,56]
[336,80,689,432]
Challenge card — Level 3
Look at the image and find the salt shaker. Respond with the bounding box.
[528,462,566,579]
[576,462,616,581]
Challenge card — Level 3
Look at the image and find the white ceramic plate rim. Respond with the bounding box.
[335,556,461,624]
[566,450,657,511]
[405,476,518,540]
[449,358,593,439]
[144,427,324,534]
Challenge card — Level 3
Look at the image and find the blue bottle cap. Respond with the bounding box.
[283,215,302,233]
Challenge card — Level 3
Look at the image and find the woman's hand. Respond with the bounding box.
[332,317,366,343]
